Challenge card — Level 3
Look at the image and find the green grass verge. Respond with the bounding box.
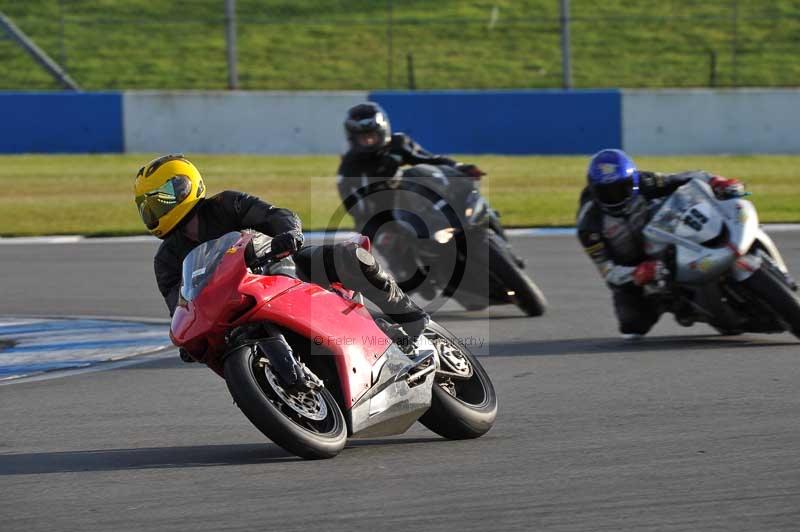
[2,1,800,90]
[1,154,798,237]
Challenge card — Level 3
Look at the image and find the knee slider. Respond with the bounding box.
[334,241,375,269]
[331,242,375,284]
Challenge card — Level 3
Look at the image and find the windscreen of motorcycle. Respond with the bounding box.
[649,182,723,244]
[180,232,242,302]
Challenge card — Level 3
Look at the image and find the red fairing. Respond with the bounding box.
[170,233,389,408]
[245,283,387,408]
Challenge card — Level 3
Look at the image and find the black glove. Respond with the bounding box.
[455,163,486,178]
[270,231,304,258]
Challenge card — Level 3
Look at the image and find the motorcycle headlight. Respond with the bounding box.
[433,228,455,243]
[465,196,487,223]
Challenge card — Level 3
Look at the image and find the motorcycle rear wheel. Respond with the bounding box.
[224,344,347,459]
[418,322,497,439]
[743,267,800,340]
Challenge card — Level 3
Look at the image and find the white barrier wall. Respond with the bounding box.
[123,91,368,154]
[120,89,800,156]
[622,89,800,155]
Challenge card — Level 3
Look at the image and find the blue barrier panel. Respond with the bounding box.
[369,90,622,155]
[0,92,123,153]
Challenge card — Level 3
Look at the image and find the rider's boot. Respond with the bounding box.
[340,244,430,342]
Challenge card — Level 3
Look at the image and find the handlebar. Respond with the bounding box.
[250,248,291,270]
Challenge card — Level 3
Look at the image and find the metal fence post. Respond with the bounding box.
[58,0,67,68]
[225,0,239,90]
[731,0,738,86]
[708,49,718,87]
[560,0,572,89]
[407,52,416,89]
[0,11,80,90]
[387,0,393,88]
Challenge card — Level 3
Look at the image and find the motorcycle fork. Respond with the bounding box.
[227,323,319,391]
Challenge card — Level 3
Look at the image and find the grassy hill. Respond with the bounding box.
[1,1,800,91]
[1,153,799,236]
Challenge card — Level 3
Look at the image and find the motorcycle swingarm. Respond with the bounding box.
[673,283,748,331]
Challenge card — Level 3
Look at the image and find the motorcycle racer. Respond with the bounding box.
[336,102,485,238]
[576,149,745,338]
[134,154,429,357]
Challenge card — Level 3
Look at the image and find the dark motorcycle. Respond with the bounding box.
[373,164,547,316]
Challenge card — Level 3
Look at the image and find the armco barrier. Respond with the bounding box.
[0,90,623,155]
[0,92,123,153]
[5,89,800,155]
[369,90,622,154]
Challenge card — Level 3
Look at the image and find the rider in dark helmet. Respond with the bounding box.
[135,155,429,360]
[576,149,745,338]
[343,102,393,156]
[337,102,485,238]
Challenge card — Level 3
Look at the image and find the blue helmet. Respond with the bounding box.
[587,149,639,215]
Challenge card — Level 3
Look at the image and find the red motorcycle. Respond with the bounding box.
[170,231,497,459]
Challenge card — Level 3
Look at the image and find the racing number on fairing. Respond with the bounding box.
[683,207,709,231]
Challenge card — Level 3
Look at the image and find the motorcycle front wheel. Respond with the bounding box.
[418,322,497,439]
[488,238,547,316]
[224,344,347,459]
[743,267,800,340]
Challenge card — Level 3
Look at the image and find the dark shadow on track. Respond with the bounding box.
[0,437,446,475]
[483,334,799,357]
[0,443,299,475]
[346,436,444,449]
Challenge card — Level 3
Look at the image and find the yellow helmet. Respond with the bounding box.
[134,154,206,238]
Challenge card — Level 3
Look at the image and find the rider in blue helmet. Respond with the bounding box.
[577,149,745,338]
[586,149,640,216]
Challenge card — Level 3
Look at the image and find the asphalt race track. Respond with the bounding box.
[2,233,799,531]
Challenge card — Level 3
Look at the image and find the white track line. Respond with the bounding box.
[2,224,799,245]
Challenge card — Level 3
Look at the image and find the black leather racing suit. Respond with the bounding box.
[155,191,300,314]
[336,132,459,238]
[576,171,715,335]
[154,190,426,333]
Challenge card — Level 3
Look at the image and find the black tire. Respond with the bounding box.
[418,322,497,439]
[711,326,744,336]
[488,239,547,316]
[743,267,800,340]
[224,345,347,459]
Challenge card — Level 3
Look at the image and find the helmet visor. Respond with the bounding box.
[135,175,193,230]
[355,131,382,148]
[594,179,633,211]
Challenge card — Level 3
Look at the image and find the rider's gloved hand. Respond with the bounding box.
[633,260,667,286]
[710,175,745,199]
[271,231,304,258]
[456,163,486,179]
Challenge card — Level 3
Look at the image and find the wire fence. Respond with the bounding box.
[1,0,800,91]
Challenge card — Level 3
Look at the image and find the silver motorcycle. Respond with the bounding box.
[643,174,800,338]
